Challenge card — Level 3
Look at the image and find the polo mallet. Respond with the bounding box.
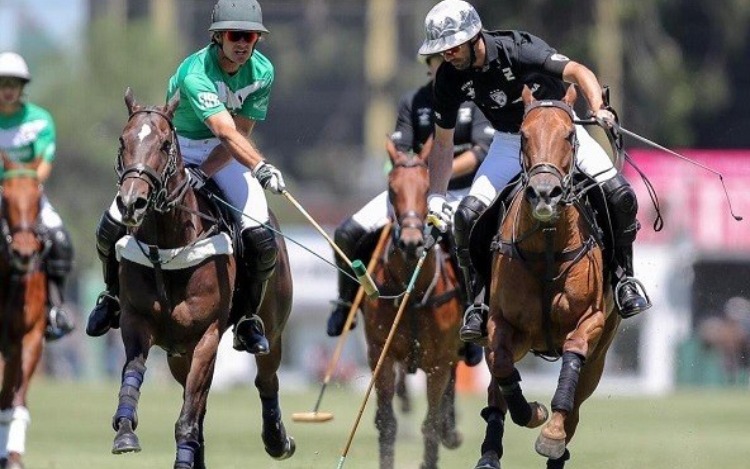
[336,217,439,468]
[282,189,380,298]
[292,223,392,424]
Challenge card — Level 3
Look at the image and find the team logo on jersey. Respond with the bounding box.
[198,92,221,110]
[214,80,267,111]
[502,67,515,81]
[417,107,432,127]
[458,107,472,123]
[490,90,507,107]
[461,81,475,100]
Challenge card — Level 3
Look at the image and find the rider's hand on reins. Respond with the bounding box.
[186,165,209,190]
[423,215,445,251]
[591,107,616,129]
[427,194,453,233]
[253,161,286,194]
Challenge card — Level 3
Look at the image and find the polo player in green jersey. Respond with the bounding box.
[0,51,75,341]
[86,0,287,355]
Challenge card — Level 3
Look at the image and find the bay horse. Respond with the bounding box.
[361,139,464,469]
[108,89,295,468]
[472,85,620,469]
[0,155,47,469]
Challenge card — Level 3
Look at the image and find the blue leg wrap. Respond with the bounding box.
[479,406,505,457]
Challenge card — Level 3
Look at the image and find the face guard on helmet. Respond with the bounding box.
[0,52,31,83]
[209,0,269,35]
[418,0,482,56]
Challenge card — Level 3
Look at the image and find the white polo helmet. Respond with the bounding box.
[418,0,482,56]
[0,52,31,82]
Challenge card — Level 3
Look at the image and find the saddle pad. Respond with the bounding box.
[115,233,233,270]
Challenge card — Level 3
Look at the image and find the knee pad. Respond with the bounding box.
[46,226,74,277]
[601,175,639,245]
[454,196,487,265]
[241,226,278,282]
[96,210,127,261]
[333,217,368,264]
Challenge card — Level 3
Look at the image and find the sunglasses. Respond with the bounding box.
[441,43,464,57]
[0,77,24,88]
[224,31,260,43]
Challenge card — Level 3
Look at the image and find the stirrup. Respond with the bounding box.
[233,314,269,355]
[459,303,490,343]
[45,306,75,341]
[614,277,652,314]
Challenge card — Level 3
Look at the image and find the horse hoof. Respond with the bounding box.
[112,420,141,454]
[441,429,463,450]
[474,451,501,469]
[526,401,549,428]
[266,436,295,460]
[535,433,566,460]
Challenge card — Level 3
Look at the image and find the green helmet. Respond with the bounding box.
[209,0,269,34]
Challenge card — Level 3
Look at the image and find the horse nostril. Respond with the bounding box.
[549,186,563,199]
[525,186,539,201]
[134,197,149,211]
[397,238,407,251]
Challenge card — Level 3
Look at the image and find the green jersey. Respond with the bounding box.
[166,44,274,140]
[0,102,56,172]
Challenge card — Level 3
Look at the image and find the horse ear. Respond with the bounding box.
[165,91,180,117]
[563,84,578,106]
[124,87,137,115]
[385,136,400,166]
[522,85,534,107]
[419,136,433,164]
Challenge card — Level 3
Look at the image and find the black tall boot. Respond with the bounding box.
[614,244,651,318]
[86,211,125,337]
[601,174,651,319]
[326,217,371,337]
[44,226,75,341]
[232,226,277,355]
[453,196,489,344]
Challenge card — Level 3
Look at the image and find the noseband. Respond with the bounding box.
[116,109,188,213]
[0,172,49,273]
[390,159,428,240]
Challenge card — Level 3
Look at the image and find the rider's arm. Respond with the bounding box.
[204,110,265,171]
[36,160,52,183]
[562,61,605,113]
[200,115,256,176]
[428,125,455,195]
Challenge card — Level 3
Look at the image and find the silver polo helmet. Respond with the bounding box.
[418,0,482,56]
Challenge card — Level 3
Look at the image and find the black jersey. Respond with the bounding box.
[391,81,494,190]
[433,30,569,133]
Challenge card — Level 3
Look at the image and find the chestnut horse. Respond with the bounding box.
[473,85,620,469]
[361,140,464,469]
[0,156,47,469]
[108,89,295,468]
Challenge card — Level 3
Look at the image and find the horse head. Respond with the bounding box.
[385,137,431,260]
[520,84,578,223]
[116,87,183,227]
[0,152,45,272]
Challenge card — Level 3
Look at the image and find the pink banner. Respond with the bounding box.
[624,149,750,250]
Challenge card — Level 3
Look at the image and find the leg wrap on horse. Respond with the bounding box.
[175,441,200,469]
[547,449,571,469]
[479,406,505,457]
[113,361,147,431]
[6,406,30,455]
[497,368,533,426]
[551,352,585,414]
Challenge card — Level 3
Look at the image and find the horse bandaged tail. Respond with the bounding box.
[115,233,233,270]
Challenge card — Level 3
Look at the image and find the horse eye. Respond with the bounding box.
[161,140,172,153]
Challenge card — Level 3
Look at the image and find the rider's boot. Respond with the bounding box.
[326,217,372,337]
[453,196,489,344]
[44,227,76,341]
[232,226,277,355]
[602,174,651,318]
[86,211,126,337]
[448,241,484,366]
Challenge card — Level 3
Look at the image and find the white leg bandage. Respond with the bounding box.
[6,406,30,455]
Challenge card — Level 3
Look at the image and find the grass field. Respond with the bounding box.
[20,379,750,469]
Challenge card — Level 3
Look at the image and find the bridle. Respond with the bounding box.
[520,99,580,206]
[389,159,428,242]
[116,108,189,213]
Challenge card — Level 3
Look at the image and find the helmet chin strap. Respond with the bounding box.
[468,34,481,69]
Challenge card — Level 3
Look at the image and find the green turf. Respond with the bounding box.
[21,379,750,468]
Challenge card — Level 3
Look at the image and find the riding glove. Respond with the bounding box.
[427,194,453,233]
[253,161,286,194]
[593,108,616,129]
[186,166,209,190]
